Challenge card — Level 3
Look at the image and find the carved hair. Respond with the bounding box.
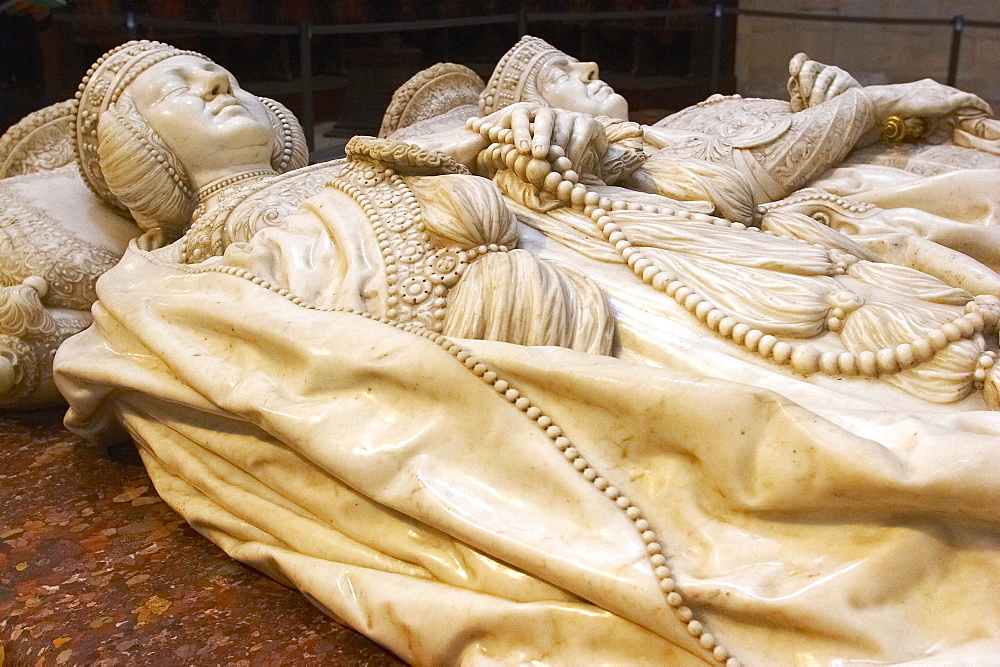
[634,154,758,224]
[97,90,195,241]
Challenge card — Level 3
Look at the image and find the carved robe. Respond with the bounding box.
[56,162,1000,665]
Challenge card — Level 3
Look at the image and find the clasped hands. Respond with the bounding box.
[953,112,1000,156]
[477,103,609,177]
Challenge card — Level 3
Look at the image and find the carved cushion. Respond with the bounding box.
[378,63,484,139]
[0,100,77,179]
[0,165,137,309]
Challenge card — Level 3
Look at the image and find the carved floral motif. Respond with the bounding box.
[0,100,77,178]
[0,181,121,310]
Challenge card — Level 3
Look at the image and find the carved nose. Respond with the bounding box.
[576,61,599,82]
[197,67,231,99]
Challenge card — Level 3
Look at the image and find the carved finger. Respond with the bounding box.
[797,60,822,102]
[491,109,511,130]
[789,52,809,76]
[810,67,838,107]
[511,106,532,153]
[567,115,597,167]
[483,103,516,129]
[958,93,993,117]
[826,78,849,100]
[553,112,576,160]
[980,118,1000,140]
[827,70,860,100]
[531,107,555,159]
[954,127,1000,156]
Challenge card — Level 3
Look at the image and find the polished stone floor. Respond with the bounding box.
[0,409,404,666]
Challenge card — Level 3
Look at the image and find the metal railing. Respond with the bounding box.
[739,8,1000,91]
[53,4,999,151]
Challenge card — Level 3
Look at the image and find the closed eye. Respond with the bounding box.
[158,85,190,102]
[542,66,570,86]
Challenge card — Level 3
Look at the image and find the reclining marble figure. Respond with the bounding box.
[0,46,308,408]
[0,37,999,664]
[5,36,1000,410]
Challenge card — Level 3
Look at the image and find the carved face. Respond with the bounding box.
[128,55,274,182]
[536,56,629,120]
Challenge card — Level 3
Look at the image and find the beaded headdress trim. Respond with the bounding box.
[74,40,205,207]
[479,35,565,116]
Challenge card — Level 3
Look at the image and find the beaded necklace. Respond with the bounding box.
[468,114,998,384]
[181,171,278,264]
[196,169,276,206]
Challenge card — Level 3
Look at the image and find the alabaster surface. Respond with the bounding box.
[0,45,307,409]
[3,36,994,665]
[0,165,136,407]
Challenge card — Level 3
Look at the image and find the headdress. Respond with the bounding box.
[73,39,308,241]
[74,40,204,209]
[479,36,565,115]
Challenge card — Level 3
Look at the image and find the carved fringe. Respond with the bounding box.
[0,284,56,338]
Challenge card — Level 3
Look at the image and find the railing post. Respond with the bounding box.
[299,21,314,152]
[947,14,965,87]
[711,3,723,92]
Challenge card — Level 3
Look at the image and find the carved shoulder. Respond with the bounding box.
[179,162,345,263]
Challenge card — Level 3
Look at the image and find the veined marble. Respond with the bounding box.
[0,36,995,665]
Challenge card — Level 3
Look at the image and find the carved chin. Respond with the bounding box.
[603,95,629,120]
[216,121,273,148]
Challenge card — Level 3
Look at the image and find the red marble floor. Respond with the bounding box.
[0,409,405,666]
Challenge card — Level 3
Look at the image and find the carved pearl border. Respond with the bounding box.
[469,116,999,386]
[141,248,741,667]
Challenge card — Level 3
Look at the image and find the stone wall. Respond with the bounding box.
[736,0,1000,105]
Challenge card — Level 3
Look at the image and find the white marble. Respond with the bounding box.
[0,36,997,665]
[0,41,307,408]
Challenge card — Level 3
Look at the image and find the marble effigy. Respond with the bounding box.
[0,36,995,664]
[0,49,307,409]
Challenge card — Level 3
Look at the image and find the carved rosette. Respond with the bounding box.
[327,157,464,331]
